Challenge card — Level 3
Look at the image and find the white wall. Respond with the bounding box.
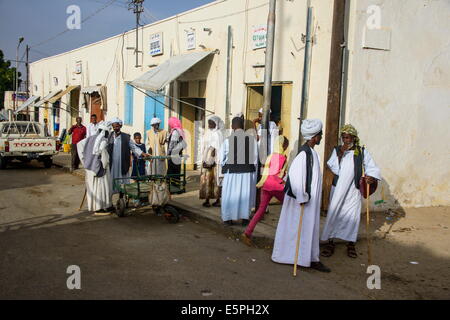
[345,0,450,208]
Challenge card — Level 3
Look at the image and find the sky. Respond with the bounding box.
[0,0,214,76]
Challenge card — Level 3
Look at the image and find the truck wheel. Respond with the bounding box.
[43,158,53,168]
[0,156,7,170]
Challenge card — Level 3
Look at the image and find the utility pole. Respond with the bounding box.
[26,44,30,117]
[26,45,30,98]
[261,0,276,159]
[14,37,24,113]
[322,0,347,211]
[128,0,144,68]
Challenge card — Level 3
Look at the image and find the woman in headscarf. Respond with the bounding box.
[241,135,289,245]
[199,115,225,207]
[166,117,186,175]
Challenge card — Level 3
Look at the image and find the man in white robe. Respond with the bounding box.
[272,119,331,273]
[220,117,258,226]
[77,121,113,215]
[107,117,150,195]
[320,124,381,258]
[146,117,167,176]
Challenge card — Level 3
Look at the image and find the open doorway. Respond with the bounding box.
[246,83,292,142]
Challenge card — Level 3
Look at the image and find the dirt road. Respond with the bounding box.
[0,161,448,299]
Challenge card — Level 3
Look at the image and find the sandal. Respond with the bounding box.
[212,200,221,207]
[202,201,211,207]
[321,242,335,257]
[347,243,358,258]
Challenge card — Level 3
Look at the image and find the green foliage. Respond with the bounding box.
[0,50,22,109]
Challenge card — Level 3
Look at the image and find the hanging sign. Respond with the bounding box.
[252,25,267,50]
[150,32,163,56]
[187,31,196,50]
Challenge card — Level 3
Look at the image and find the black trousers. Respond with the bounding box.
[71,143,81,170]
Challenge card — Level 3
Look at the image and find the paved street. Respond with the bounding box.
[0,161,365,299]
[1,161,449,299]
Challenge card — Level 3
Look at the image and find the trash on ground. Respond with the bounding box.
[409,261,419,265]
[173,259,179,262]
[227,257,237,262]
[251,259,256,262]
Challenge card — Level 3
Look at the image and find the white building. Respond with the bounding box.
[29,0,450,209]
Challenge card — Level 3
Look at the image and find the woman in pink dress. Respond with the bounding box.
[242,135,289,246]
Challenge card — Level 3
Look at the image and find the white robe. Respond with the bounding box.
[77,138,112,211]
[321,148,381,242]
[220,135,258,221]
[111,133,143,193]
[271,148,322,267]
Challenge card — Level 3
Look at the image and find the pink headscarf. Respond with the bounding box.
[168,117,185,139]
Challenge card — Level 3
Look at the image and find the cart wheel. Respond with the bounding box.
[115,198,126,217]
[163,205,180,224]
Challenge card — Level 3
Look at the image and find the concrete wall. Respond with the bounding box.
[344,0,450,208]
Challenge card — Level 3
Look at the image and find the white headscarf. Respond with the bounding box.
[93,121,112,155]
[258,108,272,114]
[203,115,225,154]
[301,119,323,140]
[110,117,123,125]
[150,117,161,125]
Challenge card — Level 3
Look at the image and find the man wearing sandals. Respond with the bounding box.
[320,124,381,259]
[271,119,331,273]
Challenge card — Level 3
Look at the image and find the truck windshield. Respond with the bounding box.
[2,123,41,136]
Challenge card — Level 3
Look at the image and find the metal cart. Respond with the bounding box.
[113,155,187,223]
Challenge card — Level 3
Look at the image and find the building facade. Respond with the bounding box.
[29,0,450,209]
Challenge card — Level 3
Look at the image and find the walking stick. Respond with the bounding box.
[293,204,305,277]
[79,188,87,211]
[366,181,372,265]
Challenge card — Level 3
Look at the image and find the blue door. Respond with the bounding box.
[144,91,165,142]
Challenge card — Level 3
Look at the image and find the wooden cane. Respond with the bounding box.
[366,181,372,265]
[293,204,305,277]
[79,188,87,211]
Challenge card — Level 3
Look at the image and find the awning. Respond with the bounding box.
[48,85,80,104]
[81,85,103,94]
[14,95,40,114]
[34,90,62,107]
[129,51,214,91]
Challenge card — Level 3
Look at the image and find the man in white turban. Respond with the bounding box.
[272,119,331,273]
[146,117,168,175]
[107,117,150,197]
[77,121,113,215]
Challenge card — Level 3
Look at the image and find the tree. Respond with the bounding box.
[0,50,22,110]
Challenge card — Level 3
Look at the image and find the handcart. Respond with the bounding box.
[113,155,187,223]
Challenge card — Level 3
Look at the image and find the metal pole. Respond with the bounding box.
[136,6,139,67]
[298,6,314,152]
[261,0,276,157]
[322,0,347,211]
[225,25,233,129]
[26,45,30,118]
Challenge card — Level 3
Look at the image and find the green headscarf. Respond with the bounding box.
[340,124,360,146]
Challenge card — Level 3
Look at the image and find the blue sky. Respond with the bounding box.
[0,0,214,74]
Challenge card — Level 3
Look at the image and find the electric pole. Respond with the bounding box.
[261,0,276,159]
[128,0,144,68]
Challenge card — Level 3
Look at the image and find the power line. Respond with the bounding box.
[30,0,119,49]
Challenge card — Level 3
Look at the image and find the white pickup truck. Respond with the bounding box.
[0,121,59,169]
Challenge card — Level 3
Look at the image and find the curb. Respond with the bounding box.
[170,199,275,249]
[53,161,275,249]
